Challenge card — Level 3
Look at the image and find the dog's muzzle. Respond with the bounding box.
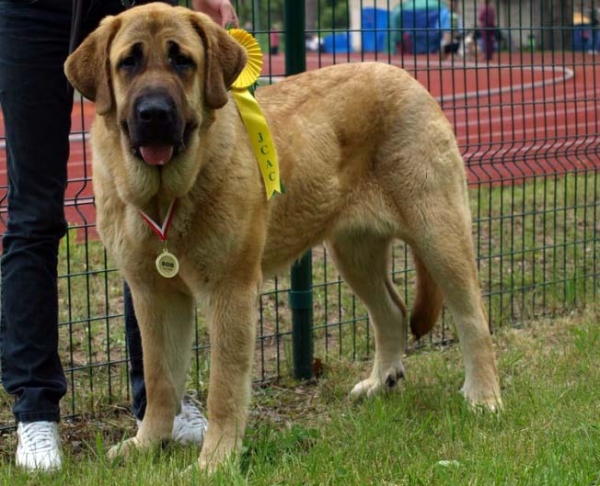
[126,90,185,166]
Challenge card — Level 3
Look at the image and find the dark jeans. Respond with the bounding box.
[481,28,496,62]
[124,284,146,420]
[0,0,146,423]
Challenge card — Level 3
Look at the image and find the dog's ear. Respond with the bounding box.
[189,12,248,109]
[64,16,121,115]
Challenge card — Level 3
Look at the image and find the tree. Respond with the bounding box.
[234,0,285,30]
[306,0,317,31]
[539,0,573,50]
[318,0,350,29]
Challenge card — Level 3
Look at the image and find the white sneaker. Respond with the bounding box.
[172,394,209,445]
[16,421,62,472]
[137,394,208,446]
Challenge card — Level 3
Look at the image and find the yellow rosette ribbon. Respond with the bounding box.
[229,29,282,200]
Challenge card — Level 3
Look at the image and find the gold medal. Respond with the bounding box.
[155,249,179,278]
[139,201,180,278]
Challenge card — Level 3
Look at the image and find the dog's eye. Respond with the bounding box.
[118,55,138,70]
[169,54,194,69]
[118,43,143,72]
[170,54,194,71]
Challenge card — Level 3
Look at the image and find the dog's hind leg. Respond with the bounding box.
[326,234,408,400]
[405,200,502,410]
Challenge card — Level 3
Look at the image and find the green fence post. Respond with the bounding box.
[284,0,312,380]
[284,0,306,75]
[290,253,312,380]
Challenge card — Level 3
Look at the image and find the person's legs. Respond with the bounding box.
[124,282,146,420]
[483,30,495,61]
[0,0,73,425]
[0,0,74,472]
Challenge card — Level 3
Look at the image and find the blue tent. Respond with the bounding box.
[392,0,451,54]
[362,7,389,53]
[323,32,353,54]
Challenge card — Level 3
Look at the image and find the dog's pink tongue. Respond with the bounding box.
[139,146,174,166]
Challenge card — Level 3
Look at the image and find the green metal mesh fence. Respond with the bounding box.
[0,0,598,428]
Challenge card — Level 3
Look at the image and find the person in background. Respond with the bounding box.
[478,0,497,62]
[0,0,237,473]
[588,2,600,54]
[270,24,281,55]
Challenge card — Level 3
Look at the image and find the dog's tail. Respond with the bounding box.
[409,253,444,339]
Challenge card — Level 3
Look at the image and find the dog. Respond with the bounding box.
[460,31,479,62]
[64,2,501,471]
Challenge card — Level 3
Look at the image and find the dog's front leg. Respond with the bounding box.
[199,283,258,472]
[108,286,196,459]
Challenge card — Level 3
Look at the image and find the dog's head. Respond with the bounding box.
[64,3,247,202]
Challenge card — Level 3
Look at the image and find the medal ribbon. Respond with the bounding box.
[229,29,282,200]
[138,199,177,242]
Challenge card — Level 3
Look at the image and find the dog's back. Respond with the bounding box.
[255,62,465,340]
[257,63,462,274]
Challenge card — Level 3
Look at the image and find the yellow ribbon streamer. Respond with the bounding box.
[232,89,281,198]
[229,29,282,199]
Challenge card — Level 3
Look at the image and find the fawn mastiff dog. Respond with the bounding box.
[65,2,501,471]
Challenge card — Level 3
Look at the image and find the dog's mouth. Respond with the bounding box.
[136,145,176,166]
[123,90,198,167]
[123,121,197,166]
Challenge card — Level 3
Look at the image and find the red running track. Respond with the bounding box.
[1,50,599,238]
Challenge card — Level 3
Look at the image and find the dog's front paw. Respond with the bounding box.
[107,437,142,461]
[198,430,241,473]
[461,381,503,412]
[349,362,406,401]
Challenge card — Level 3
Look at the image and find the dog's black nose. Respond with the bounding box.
[136,95,175,126]
[129,91,184,149]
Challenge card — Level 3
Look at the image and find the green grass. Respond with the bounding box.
[3,307,600,484]
[0,171,598,481]
[472,172,600,328]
